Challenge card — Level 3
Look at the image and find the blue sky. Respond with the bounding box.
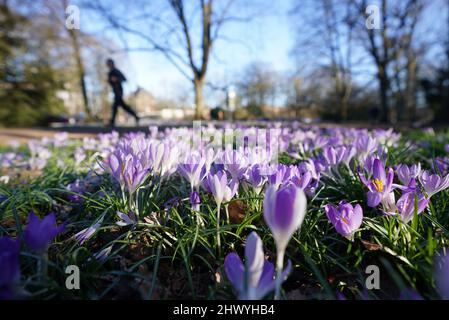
[83,0,296,105]
[80,0,448,106]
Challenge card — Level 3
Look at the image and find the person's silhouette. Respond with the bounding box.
[106,59,139,127]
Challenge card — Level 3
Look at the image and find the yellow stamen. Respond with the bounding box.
[341,217,350,225]
[372,178,384,192]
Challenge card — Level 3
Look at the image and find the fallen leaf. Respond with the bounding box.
[361,239,381,251]
[228,200,248,224]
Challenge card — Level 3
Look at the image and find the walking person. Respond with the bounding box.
[106,58,140,127]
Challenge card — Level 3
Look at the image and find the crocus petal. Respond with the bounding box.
[435,252,449,299]
[367,191,382,207]
[245,232,265,289]
[116,211,134,226]
[224,252,244,293]
[24,212,65,253]
[257,261,275,292]
[0,236,20,289]
[350,204,364,231]
[324,204,338,225]
[93,246,113,263]
[373,159,386,182]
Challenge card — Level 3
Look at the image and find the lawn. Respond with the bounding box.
[1,124,449,300]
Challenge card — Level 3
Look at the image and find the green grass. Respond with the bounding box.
[1,128,449,300]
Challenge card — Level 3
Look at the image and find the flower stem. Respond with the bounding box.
[128,191,134,212]
[275,249,285,300]
[216,203,221,257]
[135,189,140,219]
[38,251,48,283]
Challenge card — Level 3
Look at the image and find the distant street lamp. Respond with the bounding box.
[226,85,237,120]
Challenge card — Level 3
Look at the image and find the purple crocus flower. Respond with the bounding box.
[116,211,136,227]
[361,159,394,208]
[224,232,291,300]
[264,185,307,253]
[398,288,423,300]
[434,157,449,176]
[336,292,347,300]
[243,164,267,195]
[288,165,312,190]
[74,147,86,166]
[74,215,104,245]
[396,191,429,224]
[355,134,379,161]
[264,185,306,298]
[178,153,207,191]
[121,157,151,194]
[419,170,449,198]
[53,132,69,147]
[396,163,421,186]
[93,246,113,263]
[381,192,398,216]
[67,179,86,203]
[298,160,320,181]
[158,141,180,179]
[435,251,449,299]
[359,155,376,178]
[204,170,238,247]
[189,191,201,211]
[321,145,355,168]
[222,150,248,181]
[0,236,20,300]
[24,212,65,253]
[103,150,151,195]
[203,170,238,208]
[324,202,363,239]
[266,164,290,190]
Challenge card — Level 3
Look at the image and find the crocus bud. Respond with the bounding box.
[263,184,306,299]
[24,212,65,254]
[263,185,307,253]
[116,211,136,227]
[224,232,290,300]
[178,153,207,191]
[324,202,363,239]
[396,192,429,224]
[189,191,201,211]
[204,170,238,208]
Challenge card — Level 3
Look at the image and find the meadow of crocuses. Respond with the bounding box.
[1,123,449,300]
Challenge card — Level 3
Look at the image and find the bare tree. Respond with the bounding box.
[61,0,91,119]
[351,0,428,123]
[291,0,357,121]
[237,62,279,108]
[36,0,93,118]
[87,0,258,119]
[291,0,430,123]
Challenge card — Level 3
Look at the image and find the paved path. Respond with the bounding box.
[0,121,417,146]
[0,128,95,145]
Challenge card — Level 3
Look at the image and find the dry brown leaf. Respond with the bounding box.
[361,239,382,251]
[228,200,248,224]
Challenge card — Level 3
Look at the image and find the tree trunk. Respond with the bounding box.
[341,91,349,121]
[406,57,417,121]
[377,66,389,123]
[68,28,91,119]
[194,77,205,119]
